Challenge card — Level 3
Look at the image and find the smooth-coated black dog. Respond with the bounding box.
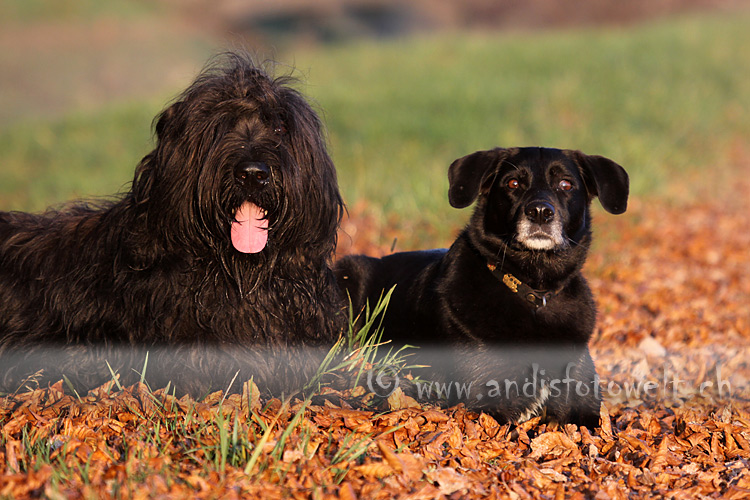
[0,53,344,396]
[335,147,628,427]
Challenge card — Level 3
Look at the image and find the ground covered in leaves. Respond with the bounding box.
[2,165,750,498]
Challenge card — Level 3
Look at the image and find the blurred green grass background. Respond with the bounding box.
[1,7,748,246]
[0,0,159,23]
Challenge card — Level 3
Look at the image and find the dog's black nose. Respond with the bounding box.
[235,162,271,189]
[524,201,556,224]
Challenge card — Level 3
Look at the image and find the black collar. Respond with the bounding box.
[486,261,563,310]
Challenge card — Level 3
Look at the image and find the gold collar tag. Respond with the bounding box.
[502,273,521,293]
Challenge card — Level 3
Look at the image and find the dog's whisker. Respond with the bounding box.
[564,235,583,248]
[502,159,521,171]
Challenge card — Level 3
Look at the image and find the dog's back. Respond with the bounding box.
[336,249,446,340]
[0,206,115,340]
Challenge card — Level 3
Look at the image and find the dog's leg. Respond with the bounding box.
[544,349,601,428]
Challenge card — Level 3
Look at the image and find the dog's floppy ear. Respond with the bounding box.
[154,100,187,141]
[448,148,507,208]
[572,151,630,215]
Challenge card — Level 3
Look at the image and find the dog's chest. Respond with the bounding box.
[440,276,573,344]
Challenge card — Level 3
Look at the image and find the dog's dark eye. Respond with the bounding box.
[274,125,287,135]
[559,180,573,191]
[507,179,520,190]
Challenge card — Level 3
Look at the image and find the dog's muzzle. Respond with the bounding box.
[234,161,271,190]
[231,162,271,254]
[516,200,565,251]
[524,201,555,225]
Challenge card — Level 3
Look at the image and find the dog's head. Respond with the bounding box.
[131,53,343,266]
[448,147,628,273]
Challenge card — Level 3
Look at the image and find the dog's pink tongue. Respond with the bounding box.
[231,202,268,253]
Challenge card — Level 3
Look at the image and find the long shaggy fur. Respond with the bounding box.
[0,53,344,396]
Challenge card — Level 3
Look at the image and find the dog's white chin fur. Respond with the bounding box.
[516,219,565,251]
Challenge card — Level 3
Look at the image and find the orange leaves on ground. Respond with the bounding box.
[529,431,579,460]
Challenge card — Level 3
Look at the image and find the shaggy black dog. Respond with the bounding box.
[0,53,344,396]
[336,147,629,428]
